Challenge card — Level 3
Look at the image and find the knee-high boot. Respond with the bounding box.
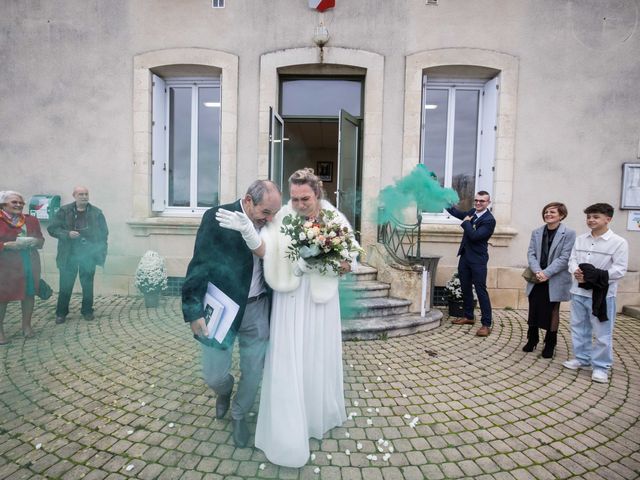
[541,330,557,359]
[522,325,539,352]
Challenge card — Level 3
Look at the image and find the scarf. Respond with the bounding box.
[0,210,26,229]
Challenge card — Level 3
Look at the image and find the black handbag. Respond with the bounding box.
[38,279,53,300]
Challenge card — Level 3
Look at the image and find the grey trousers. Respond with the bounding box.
[201,296,269,420]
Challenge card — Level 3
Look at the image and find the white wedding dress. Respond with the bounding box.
[254,200,351,467]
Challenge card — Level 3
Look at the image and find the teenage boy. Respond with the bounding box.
[563,203,628,383]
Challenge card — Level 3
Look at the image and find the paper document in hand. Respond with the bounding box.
[203,282,240,343]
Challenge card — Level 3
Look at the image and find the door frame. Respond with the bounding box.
[259,47,384,245]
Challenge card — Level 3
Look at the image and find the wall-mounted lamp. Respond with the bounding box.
[313,21,330,47]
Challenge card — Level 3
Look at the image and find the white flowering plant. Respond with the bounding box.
[281,209,363,275]
[135,250,168,294]
[445,272,477,302]
[445,272,463,301]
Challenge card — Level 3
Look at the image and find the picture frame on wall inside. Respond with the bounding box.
[621,163,640,209]
[316,161,333,182]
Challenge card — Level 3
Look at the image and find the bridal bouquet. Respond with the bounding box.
[281,209,363,274]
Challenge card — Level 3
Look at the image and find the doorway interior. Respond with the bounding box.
[270,75,364,230]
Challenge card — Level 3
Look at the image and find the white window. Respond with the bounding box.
[152,75,221,213]
[420,73,498,212]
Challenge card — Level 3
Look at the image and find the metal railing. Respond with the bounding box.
[376,207,424,266]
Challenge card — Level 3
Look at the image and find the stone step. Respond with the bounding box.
[344,264,378,282]
[342,310,443,340]
[340,280,390,299]
[622,305,640,320]
[343,297,411,319]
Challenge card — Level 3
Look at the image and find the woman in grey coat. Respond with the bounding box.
[523,202,576,358]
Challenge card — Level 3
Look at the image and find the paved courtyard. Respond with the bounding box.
[1,295,639,480]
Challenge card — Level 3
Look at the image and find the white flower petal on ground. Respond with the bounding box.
[345,449,351,455]
[310,453,316,461]
[378,362,382,366]
[367,408,373,413]
[125,465,134,472]
[366,419,373,425]
[377,446,384,452]
[371,455,378,461]
[389,446,395,453]
[403,414,411,419]
[356,442,363,450]
[327,454,332,460]
[375,408,380,413]
[364,388,369,392]
[377,438,384,444]
[140,401,145,406]
[402,393,407,398]
[366,454,372,460]
[345,432,350,438]
[168,423,174,428]
[314,467,320,474]
[353,400,359,406]
[259,463,266,470]
[383,440,389,447]
[383,453,391,461]
[127,430,134,435]
[35,443,42,450]
[376,376,382,381]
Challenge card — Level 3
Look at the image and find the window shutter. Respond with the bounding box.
[477,75,499,195]
[151,74,167,212]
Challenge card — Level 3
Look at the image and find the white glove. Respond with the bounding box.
[293,257,312,277]
[215,208,261,250]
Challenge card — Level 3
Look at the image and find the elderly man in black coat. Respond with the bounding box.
[182,180,281,447]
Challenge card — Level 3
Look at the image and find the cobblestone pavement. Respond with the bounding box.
[1,296,639,480]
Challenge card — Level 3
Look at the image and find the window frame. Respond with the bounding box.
[419,76,496,222]
[153,76,222,216]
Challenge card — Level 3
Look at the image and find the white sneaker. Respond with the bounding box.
[563,359,592,370]
[592,369,609,383]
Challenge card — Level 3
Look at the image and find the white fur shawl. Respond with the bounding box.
[262,199,359,304]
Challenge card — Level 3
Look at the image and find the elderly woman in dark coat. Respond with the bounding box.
[522,202,575,358]
[0,191,45,344]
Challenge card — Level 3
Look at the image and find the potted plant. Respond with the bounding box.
[444,272,476,317]
[135,250,168,307]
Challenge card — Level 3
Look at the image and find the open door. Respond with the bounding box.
[268,106,284,190]
[337,109,360,230]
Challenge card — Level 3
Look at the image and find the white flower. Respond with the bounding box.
[299,232,307,241]
[135,251,168,294]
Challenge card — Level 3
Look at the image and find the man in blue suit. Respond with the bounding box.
[446,191,496,336]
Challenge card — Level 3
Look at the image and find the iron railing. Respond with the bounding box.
[376,207,425,266]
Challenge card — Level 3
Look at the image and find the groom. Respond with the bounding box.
[182,180,281,447]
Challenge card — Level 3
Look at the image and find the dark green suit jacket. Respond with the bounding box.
[181,200,255,348]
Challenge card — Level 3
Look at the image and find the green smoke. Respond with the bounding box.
[339,281,364,319]
[377,164,459,223]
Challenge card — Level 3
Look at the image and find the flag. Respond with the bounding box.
[309,0,335,12]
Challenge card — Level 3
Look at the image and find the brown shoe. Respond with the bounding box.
[476,326,491,337]
[452,317,474,325]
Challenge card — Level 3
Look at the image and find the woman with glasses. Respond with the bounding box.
[522,202,575,358]
[0,191,45,345]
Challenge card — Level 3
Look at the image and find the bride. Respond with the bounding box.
[254,168,360,467]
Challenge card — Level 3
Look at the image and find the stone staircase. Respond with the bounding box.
[340,264,442,340]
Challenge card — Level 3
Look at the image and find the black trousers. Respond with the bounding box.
[458,255,492,326]
[56,257,97,316]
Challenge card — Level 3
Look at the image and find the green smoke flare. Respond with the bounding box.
[377,164,459,223]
